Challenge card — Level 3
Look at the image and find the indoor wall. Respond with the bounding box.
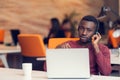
[0,0,107,43]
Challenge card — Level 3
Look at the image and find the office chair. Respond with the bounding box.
[18,34,46,71]
[48,38,79,49]
[0,29,5,44]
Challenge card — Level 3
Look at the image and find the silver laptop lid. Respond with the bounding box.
[46,48,90,79]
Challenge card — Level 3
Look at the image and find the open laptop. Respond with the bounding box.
[46,48,90,79]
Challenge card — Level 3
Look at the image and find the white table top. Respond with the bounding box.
[0,68,120,80]
[0,45,21,54]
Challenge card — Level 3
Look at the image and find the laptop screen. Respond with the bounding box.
[46,48,90,79]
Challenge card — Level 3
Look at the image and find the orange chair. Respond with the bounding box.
[48,38,79,49]
[18,34,46,70]
[0,29,5,44]
[108,29,119,48]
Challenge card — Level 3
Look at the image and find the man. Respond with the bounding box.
[56,15,112,75]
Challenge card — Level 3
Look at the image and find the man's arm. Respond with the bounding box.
[92,33,111,75]
[95,45,112,75]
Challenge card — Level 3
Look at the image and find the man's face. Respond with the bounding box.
[78,20,96,43]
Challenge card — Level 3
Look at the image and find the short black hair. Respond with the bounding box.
[79,15,99,32]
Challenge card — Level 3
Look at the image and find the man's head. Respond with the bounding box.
[78,15,99,43]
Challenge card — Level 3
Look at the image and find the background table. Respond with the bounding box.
[0,45,21,68]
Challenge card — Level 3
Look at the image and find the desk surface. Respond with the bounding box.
[0,68,120,80]
[0,45,21,68]
[0,45,21,54]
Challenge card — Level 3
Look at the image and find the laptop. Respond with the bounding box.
[46,48,90,79]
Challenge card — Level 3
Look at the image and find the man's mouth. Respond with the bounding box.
[80,36,87,40]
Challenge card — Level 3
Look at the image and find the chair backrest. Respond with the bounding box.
[48,38,79,49]
[0,29,5,44]
[10,29,20,46]
[108,29,118,48]
[18,34,46,57]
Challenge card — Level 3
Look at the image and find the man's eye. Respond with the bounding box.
[79,27,84,29]
[87,30,93,32]
[87,29,93,32]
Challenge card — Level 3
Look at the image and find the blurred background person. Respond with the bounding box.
[44,18,61,44]
[60,18,72,38]
[56,18,76,38]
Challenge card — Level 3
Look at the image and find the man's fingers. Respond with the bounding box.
[96,32,101,39]
[66,43,71,48]
[62,43,71,48]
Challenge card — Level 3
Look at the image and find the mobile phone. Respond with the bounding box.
[89,32,99,42]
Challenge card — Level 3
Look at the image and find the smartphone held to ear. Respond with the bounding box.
[92,32,100,42]
[95,32,99,34]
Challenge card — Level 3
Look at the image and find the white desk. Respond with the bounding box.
[0,68,120,80]
[0,45,21,68]
[90,75,120,80]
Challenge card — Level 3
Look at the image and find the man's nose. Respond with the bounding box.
[82,30,87,35]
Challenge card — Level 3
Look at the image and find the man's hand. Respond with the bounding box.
[92,32,101,54]
[56,43,71,48]
[92,32,101,45]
